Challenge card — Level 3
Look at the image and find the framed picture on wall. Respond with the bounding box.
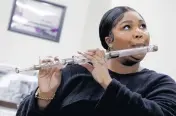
[8,0,66,42]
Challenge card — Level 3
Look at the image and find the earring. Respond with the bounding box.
[108,44,113,51]
[109,44,112,48]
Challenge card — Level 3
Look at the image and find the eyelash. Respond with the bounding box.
[123,25,131,30]
[122,24,147,30]
[140,24,147,29]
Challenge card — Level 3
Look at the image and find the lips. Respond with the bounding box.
[131,43,146,48]
[129,43,146,60]
[130,56,141,60]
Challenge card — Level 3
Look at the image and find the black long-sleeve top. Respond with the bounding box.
[16,64,176,116]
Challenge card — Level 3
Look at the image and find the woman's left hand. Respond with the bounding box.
[78,48,112,89]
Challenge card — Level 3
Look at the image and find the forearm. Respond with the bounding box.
[16,94,45,116]
[36,88,56,110]
[37,99,52,110]
[96,79,176,116]
[16,88,61,116]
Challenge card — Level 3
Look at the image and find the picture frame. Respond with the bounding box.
[8,0,66,42]
[0,68,38,110]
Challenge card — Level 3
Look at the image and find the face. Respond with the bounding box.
[106,11,150,66]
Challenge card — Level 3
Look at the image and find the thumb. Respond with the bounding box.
[53,66,62,78]
[80,63,94,72]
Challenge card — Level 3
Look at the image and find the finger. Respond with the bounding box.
[40,56,54,63]
[41,59,53,64]
[78,51,94,61]
[39,56,54,71]
[92,55,106,65]
[50,65,59,76]
[39,56,52,64]
[39,56,42,64]
[84,51,95,56]
[45,63,62,83]
[80,53,98,65]
[53,67,62,78]
[100,50,105,57]
[39,62,56,78]
[96,49,105,57]
[86,48,104,57]
[38,61,49,75]
[87,49,97,52]
[54,56,60,62]
[39,62,53,74]
[78,51,106,66]
[53,56,65,69]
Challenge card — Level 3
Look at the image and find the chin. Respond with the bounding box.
[130,52,146,60]
[130,56,145,61]
[121,59,140,66]
[119,56,142,66]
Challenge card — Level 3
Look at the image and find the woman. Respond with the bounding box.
[16,6,176,116]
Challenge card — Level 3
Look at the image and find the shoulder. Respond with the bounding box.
[146,68,175,81]
[142,68,176,88]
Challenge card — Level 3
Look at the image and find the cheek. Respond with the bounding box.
[144,32,150,45]
[113,32,132,49]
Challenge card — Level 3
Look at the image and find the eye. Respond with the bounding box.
[123,25,131,30]
[140,24,147,29]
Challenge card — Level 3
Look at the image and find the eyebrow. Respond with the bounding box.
[119,20,145,25]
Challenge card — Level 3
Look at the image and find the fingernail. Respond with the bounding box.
[77,51,81,54]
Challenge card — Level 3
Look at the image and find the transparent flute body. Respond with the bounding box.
[15,45,158,73]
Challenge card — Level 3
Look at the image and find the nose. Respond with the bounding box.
[134,35,143,38]
[133,29,143,39]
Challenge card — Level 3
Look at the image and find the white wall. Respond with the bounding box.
[0,0,91,69]
[81,0,176,79]
[0,0,175,80]
[110,0,176,79]
[81,0,111,51]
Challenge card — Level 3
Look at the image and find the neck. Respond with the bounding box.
[107,58,140,74]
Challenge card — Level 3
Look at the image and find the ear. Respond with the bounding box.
[105,36,113,45]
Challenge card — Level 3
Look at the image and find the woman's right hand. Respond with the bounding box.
[38,56,63,96]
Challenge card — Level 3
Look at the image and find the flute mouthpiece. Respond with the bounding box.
[15,68,20,73]
[153,45,158,51]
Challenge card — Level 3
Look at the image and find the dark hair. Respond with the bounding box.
[99,6,137,50]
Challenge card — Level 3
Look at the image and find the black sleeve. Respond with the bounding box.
[15,64,75,116]
[96,76,176,116]
[16,86,63,116]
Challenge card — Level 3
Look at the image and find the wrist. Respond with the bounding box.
[101,77,112,89]
[35,88,55,100]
